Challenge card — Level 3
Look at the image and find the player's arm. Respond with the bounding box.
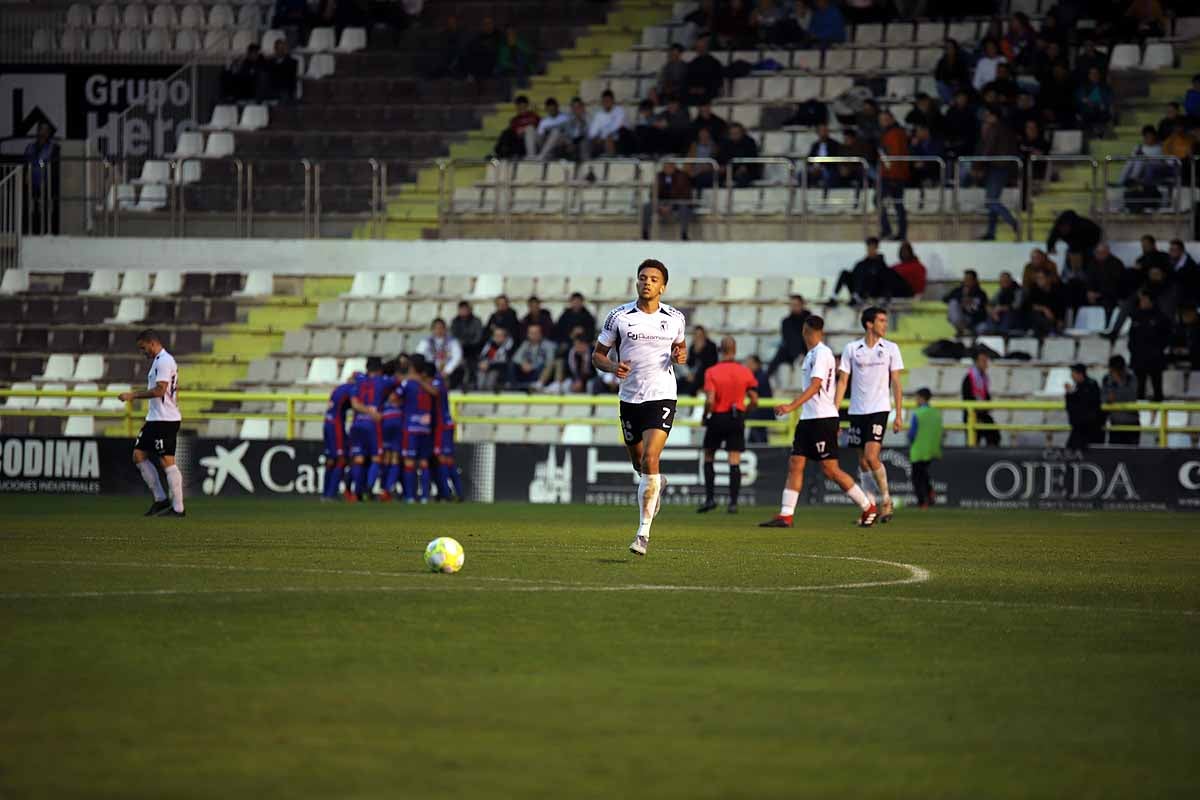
[118,381,168,403]
[891,369,904,432]
[775,378,820,417]
[592,342,631,379]
[672,338,687,365]
[833,370,850,411]
[351,396,381,422]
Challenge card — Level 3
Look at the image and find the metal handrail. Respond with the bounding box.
[437,157,506,234]
[650,157,718,240]
[723,157,796,238]
[1025,155,1099,236]
[0,165,21,274]
[797,155,871,236]
[1101,155,1187,237]
[952,156,1025,238]
[876,154,947,234]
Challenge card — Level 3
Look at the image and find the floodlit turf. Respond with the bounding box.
[1,496,1198,799]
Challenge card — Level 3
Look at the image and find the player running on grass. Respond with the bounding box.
[593,259,688,556]
[759,315,876,528]
[835,306,904,524]
[120,329,185,517]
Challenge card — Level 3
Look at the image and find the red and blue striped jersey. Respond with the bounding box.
[352,375,398,422]
[400,377,435,434]
[432,376,454,428]
[324,380,359,424]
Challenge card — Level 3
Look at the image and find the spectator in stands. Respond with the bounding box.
[465,17,501,81]
[554,97,592,161]
[1040,63,1078,129]
[684,35,724,106]
[831,237,886,306]
[525,98,571,160]
[485,295,520,344]
[1158,102,1184,140]
[263,38,299,104]
[1125,0,1166,39]
[452,301,484,387]
[1064,363,1103,451]
[223,43,263,102]
[1060,251,1089,312]
[520,296,555,342]
[1173,307,1200,371]
[721,123,761,188]
[692,101,729,143]
[935,39,971,106]
[943,90,978,159]
[978,108,1021,241]
[945,270,989,335]
[431,15,466,79]
[657,44,689,103]
[1186,75,1200,121]
[807,123,844,191]
[587,90,629,157]
[984,63,1019,108]
[905,94,944,137]
[1011,92,1041,138]
[983,271,1022,334]
[877,110,909,242]
[562,336,598,394]
[771,0,811,46]
[687,127,721,189]
[807,0,846,45]
[682,326,719,395]
[746,353,774,443]
[1075,67,1113,135]
[1162,122,1195,185]
[496,26,535,80]
[750,0,785,44]
[1022,247,1056,289]
[1046,210,1102,258]
[1019,119,1051,180]
[889,241,927,298]
[962,351,1000,447]
[643,160,694,241]
[633,101,666,156]
[1119,126,1168,213]
[1074,38,1107,83]
[512,323,560,390]
[1029,38,1065,89]
[1168,239,1200,306]
[715,0,753,49]
[477,327,514,390]
[1022,267,1067,337]
[23,122,59,236]
[972,39,1005,93]
[856,99,881,152]
[417,319,465,389]
[1001,11,1035,64]
[684,0,718,34]
[655,96,694,155]
[1136,234,1170,272]
[1086,243,1125,309]
[271,0,308,43]
[493,95,540,159]
[766,295,811,377]
[1103,355,1139,445]
[554,293,596,344]
[1144,265,1179,322]
[839,128,872,186]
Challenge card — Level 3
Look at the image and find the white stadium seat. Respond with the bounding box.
[72,356,105,383]
[202,105,239,132]
[337,27,368,52]
[1108,44,1140,71]
[34,355,75,383]
[203,132,235,158]
[236,105,269,131]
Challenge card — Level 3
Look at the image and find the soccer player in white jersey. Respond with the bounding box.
[593,259,688,555]
[119,329,185,517]
[834,306,904,524]
[759,316,876,528]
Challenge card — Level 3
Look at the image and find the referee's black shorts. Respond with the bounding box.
[703,411,746,453]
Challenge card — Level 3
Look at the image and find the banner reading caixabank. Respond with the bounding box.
[3,436,1200,511]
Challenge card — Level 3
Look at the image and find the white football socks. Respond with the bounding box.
[138,461,167,502]
[637,474,662,538]
[871,465,891,505]
[858,470,877,505]
[164,465,185,513]
[779,488,800,517]
[846,484,871,511]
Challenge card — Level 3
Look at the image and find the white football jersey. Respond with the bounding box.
[799,341,838,420]
[145,349,181,422]
[597,301,687,403]
[838,337,904,415]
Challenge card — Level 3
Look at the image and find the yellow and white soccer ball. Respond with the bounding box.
[424,537,465,574]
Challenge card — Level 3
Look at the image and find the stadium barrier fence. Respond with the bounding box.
[1,387,1197,448]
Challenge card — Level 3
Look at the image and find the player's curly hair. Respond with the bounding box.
[636,259,668,284]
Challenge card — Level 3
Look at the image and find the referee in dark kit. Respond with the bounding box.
[698,336,759,514]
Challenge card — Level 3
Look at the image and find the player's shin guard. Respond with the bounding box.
[859,470,877,504]
[323,463,340,498]
[164,465,185,513]
[366,462,381,498]
[636,474,662,539]
[729,464,741,506]
[779,488,800,517]
[385,463,401,496]
[703,462,716,504]
[402,467,417,501]
[137,460,167,502]
[871,465,891,504]
[419,467,431,501]
[434,465,453,499]
[352,463,368,498]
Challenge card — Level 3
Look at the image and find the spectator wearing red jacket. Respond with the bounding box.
[877,109,909,241]
[892,241,927,297]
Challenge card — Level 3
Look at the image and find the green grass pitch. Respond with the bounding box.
[1,496,1198,799]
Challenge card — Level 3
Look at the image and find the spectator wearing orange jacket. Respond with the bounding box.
[877,109,909,241]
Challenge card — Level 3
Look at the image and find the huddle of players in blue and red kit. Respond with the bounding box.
[320,354,465,503]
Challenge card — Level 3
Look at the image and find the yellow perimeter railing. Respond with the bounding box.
[0,388,1198,447]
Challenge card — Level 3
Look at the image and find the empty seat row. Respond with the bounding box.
[1108,42,1176,71]
[65,3,261,31]
[279,328,418,358]
[0,327,203,357]
[0,270,272,300]
[100,297,237,325]
[240,356,366,386]
[200,104,269,132]
[607,46,941,78]
[46,27,257,56]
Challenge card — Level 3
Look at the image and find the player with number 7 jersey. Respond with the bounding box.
[593,259,688,556]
